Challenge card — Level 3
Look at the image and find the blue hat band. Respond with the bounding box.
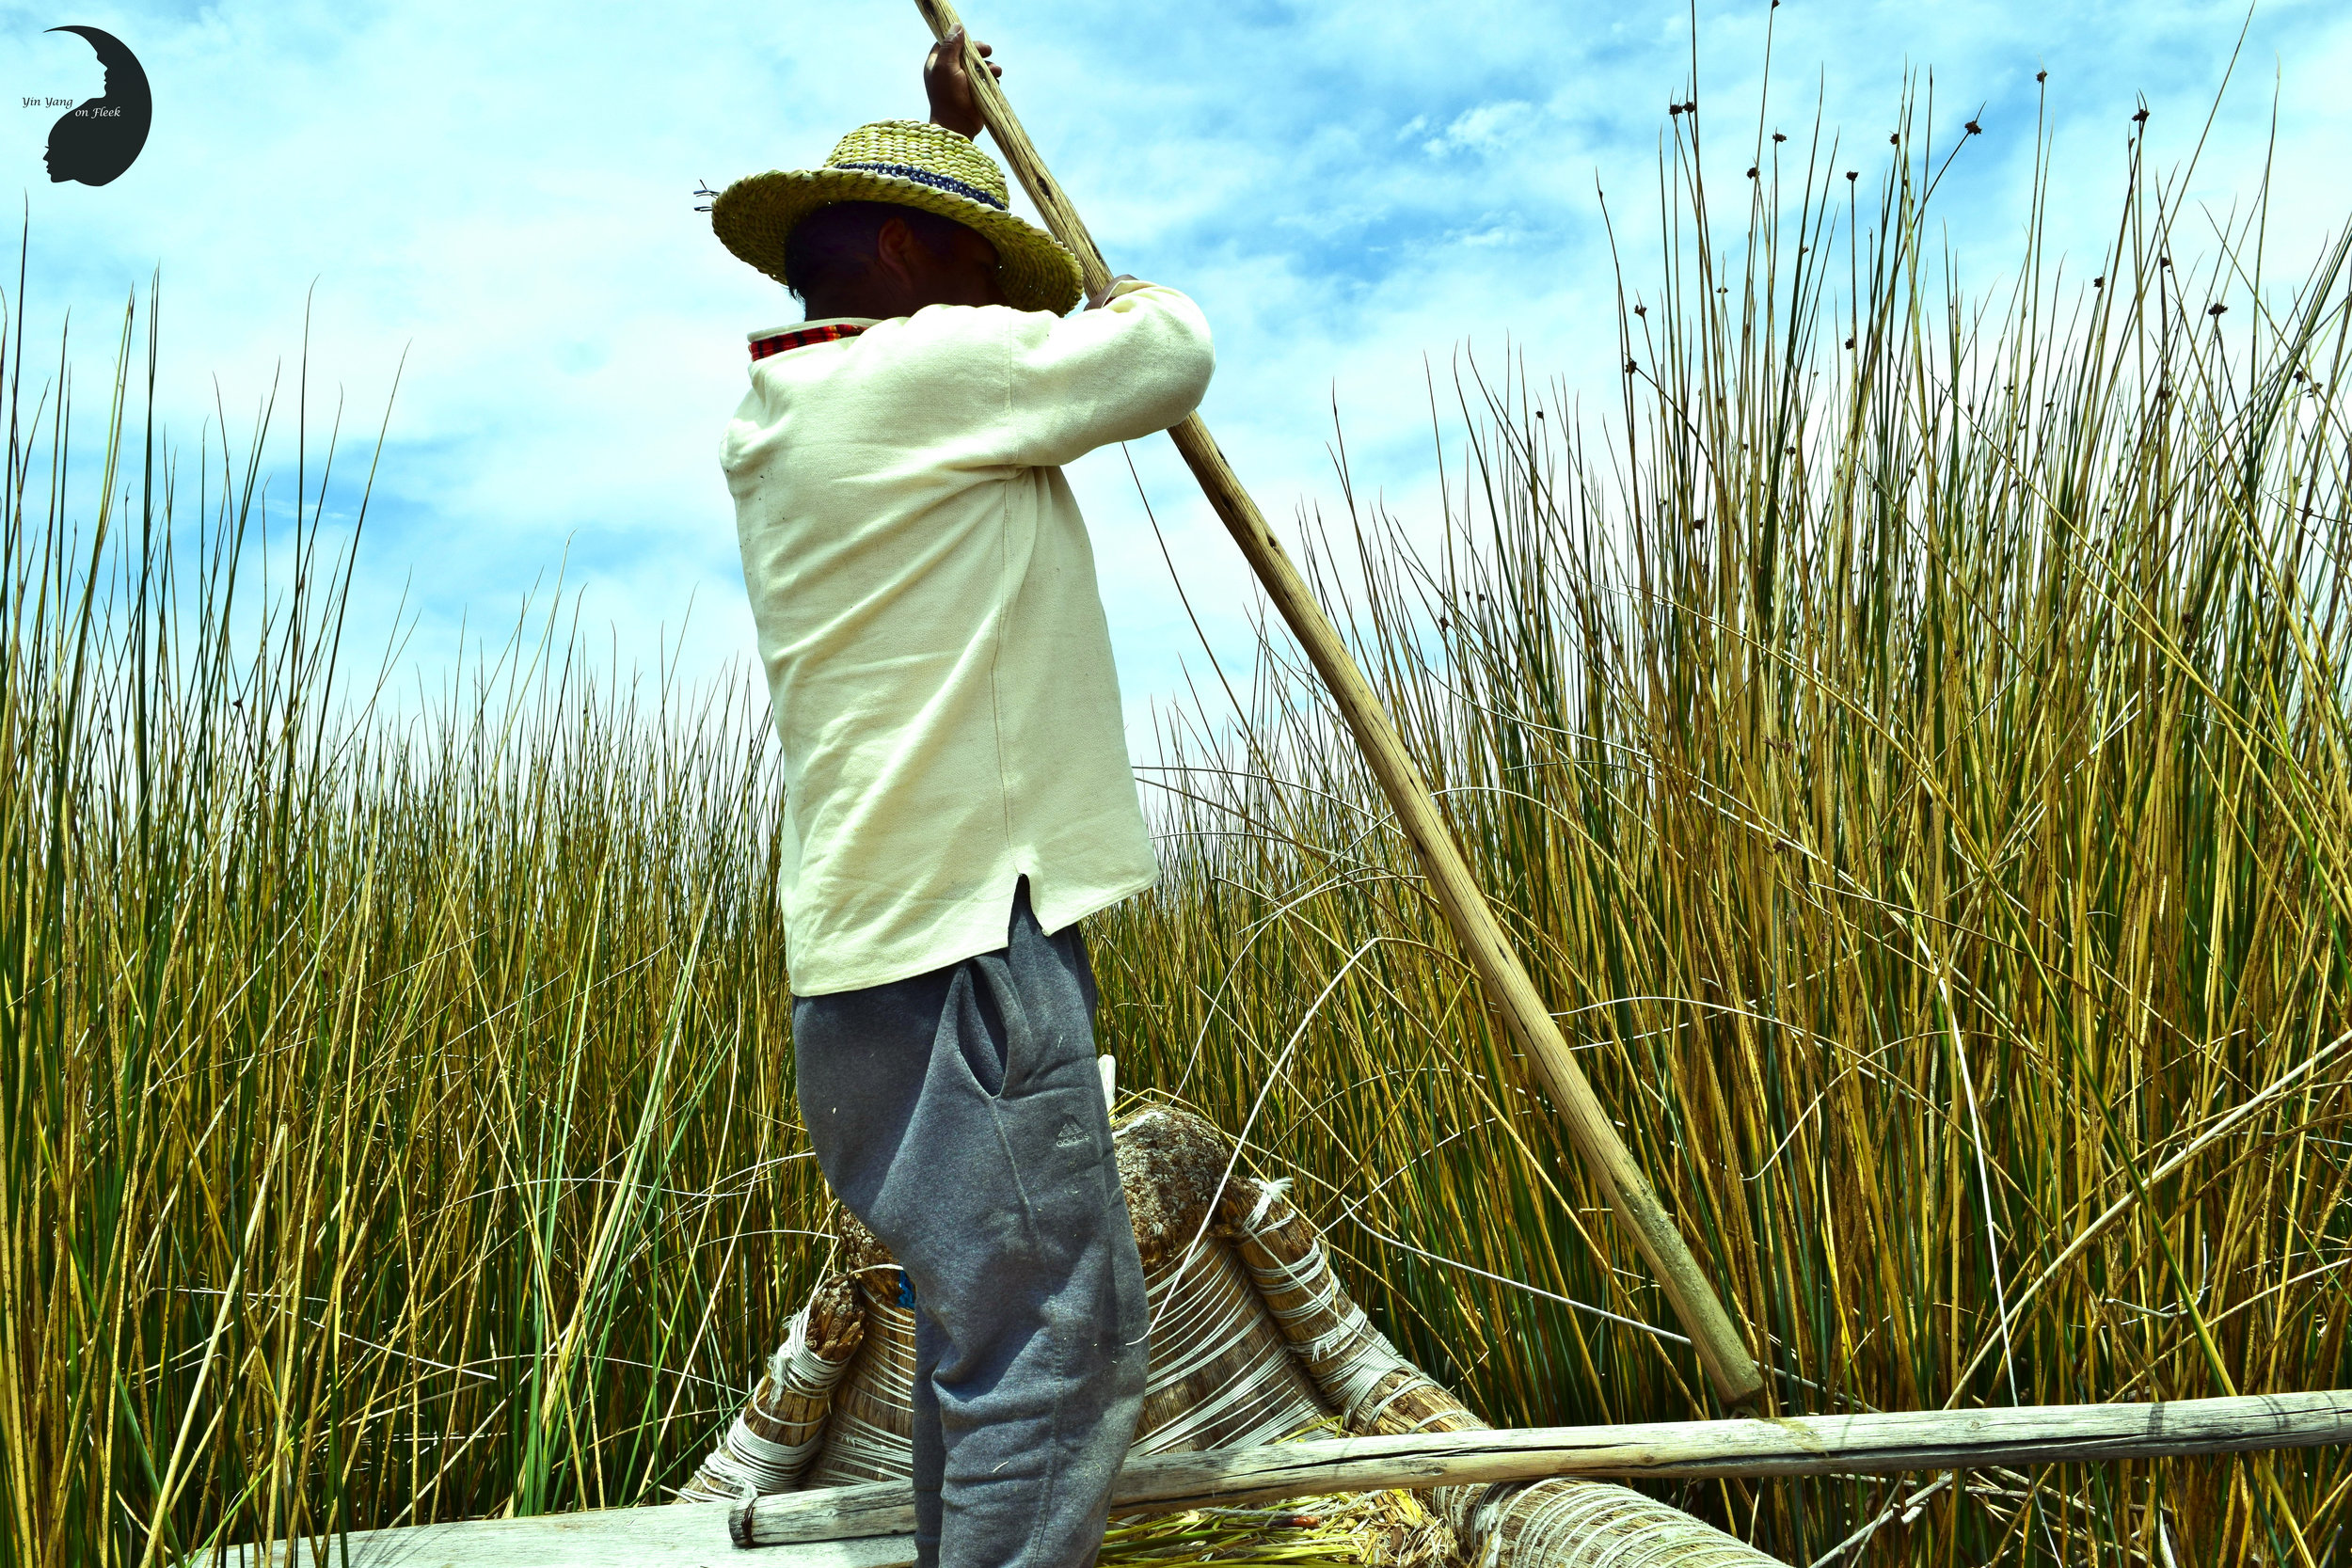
[831,161,1009,212]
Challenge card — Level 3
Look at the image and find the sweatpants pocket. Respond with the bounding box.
[951,962,1013,1099]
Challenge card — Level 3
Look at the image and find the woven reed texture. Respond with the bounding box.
[1222,1174,1788,1568]
[1219,1177,1468,1435]
[691,1103,1785,1566]
[1454,1481,1784,1568]
[710,119,1083,315]
[803,1271,922,1488]
[676,1274,866,1501]
[1131,1236,1331,1453]
[802,1105,1331,1487]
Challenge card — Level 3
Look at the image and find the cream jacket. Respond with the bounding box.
[721,283,1215,995]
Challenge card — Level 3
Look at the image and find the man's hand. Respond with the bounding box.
[1087,274,1143,310]
[925,26,999,139]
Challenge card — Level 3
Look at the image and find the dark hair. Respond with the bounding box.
[784,201,976,303]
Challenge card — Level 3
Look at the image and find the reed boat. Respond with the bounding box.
[210,1101,2352,1568]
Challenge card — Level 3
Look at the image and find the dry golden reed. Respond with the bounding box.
[1101,83,2352,1566]
[3,73,2349,1568]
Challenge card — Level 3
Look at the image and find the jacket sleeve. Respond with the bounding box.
[991,283,1216,469]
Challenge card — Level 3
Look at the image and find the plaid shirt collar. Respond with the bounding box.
[749,322,870,361]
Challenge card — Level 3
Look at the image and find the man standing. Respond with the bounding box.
[709,29,1215,1568]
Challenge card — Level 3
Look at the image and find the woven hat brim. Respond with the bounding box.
[712,167,1083,317]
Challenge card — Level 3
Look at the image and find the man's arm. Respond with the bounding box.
[914,30,1212,455]
[991,284,1215,469]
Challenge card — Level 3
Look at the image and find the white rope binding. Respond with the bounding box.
[675,1301,858,1501]
[1232,1203,1440,1428]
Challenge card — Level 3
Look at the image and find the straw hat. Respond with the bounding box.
[712,119,1082,316]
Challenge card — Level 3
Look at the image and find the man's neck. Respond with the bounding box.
[801,284,931,323]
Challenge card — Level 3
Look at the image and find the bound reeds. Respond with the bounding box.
[1219,1171,1783,1567]
[673,1275,863,1501]
[802,1259,923,1488]
[700,1106,1436,1568]
[792,1105,1335,1489]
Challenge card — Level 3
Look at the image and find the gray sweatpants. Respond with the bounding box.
[792,879,1150,1568]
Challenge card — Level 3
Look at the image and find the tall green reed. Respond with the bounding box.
[1099,85,2352,1563]
[6,68,2350,1568]
[0,263,828,1567]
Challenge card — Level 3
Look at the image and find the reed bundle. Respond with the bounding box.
[1216,1175,1781,1568]
[691,1107,1784,1567]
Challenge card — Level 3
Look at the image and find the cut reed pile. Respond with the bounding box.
[2,77,2347,1568]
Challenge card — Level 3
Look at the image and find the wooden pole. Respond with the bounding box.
[908,0,1765,1409]
[735,1389,2352,1546]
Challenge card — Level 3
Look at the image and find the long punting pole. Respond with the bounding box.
[735,1389,2352,1546]
[908,0,1766,1409]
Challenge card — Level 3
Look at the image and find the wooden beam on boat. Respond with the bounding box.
[204,1391,2352,1563]
[202,1505,909,1567]
[736,1389,2352,1547]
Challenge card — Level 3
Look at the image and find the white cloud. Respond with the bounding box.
[5,0,2349,773]
[1421,99,1540,157]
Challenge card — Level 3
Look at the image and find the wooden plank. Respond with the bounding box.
[200,1505,910,1568]
[737,1390,2352,1546]
[202,1391,2352,1560]
[907,0,1769,1410]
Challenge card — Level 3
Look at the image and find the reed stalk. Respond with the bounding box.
[2,66,2347,1568]
[1099,84,2352,1563]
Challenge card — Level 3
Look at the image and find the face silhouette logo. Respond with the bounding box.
[42,25,151,187]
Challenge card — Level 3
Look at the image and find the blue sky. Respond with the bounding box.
[5,0,2349,760]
